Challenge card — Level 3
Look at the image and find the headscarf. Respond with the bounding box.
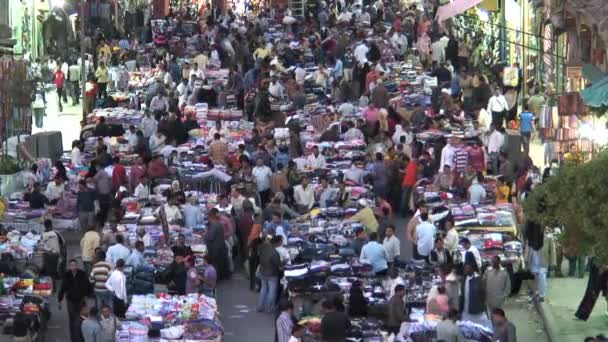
[392,124,405,145]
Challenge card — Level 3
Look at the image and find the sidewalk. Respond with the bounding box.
[31,90,83,149]
[540,277,608,341]
[503,296,549,341]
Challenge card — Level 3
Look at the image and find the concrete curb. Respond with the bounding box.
[534,300,558,342]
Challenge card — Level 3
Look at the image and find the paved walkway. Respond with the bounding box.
[541,277,608,341]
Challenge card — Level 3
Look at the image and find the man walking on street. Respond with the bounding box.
[54,65,66,112]
[58,259,91,342]
[90,250,113,310]
[491,308,516,342]
[40,219,64,283]
[483,256,511,313]
[69,60,81,106]
[77,180,96,232]
[519,104,535,156]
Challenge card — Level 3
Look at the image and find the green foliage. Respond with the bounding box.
[524,151,608,264]
[0,156,22,175]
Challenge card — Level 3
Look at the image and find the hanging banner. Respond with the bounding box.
[435,0,484,22]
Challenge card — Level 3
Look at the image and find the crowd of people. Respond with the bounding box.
[10,0,578,341]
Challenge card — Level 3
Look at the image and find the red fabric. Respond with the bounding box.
[112,164,127,191]
[392,18,401,32]
[219,214,234,239]
[147,159,169,179]
[401,161,418,187]
[54,71,65,89]
[129,164,146,190]
[467,146,485,172]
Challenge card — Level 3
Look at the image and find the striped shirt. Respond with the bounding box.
[90,261,112,292]
[452,147,469,173]
[276,311,293,342]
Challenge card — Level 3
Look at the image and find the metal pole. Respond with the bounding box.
[80,0,86,123]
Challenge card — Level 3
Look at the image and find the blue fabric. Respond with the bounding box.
[519,111,535,133]
[360,241,388,273]
[256,275,278,313]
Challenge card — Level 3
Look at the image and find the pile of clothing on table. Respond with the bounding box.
[0,231,41,259]
[125,293,220,335]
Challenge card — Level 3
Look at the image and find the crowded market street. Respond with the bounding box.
[2,0,608,341]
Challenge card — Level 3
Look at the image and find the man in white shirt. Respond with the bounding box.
[439,138,456,172]
[105,234,131,266]
[415,212,436,261]
[125,125,138,147]
[105,259,128,317]
[306,146,327,169]
[294,65,306,85]
[293,176,315,213]
[45,176,65,203]
[343,164,365,185]
[268,76,285,99]
[252,158,273,206]
[354,41,369,65]
[487,89,509,129]
[444,217,459,254]
[141,111,158,138]
[431,39,446,65]
[176,79,188,97]
[468,173,487,204]
[382,226,400,266]
[136,226,152,248]
[486,125,505,174]
[149,93,169,113]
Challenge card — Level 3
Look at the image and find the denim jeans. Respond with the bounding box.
[95,290,113,310]
[533,267,547,298]
[256,275,278,313]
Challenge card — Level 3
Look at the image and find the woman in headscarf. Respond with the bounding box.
[164,180,186,205]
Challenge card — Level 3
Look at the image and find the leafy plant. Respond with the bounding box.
[0,156,22,175]
[524,149,608,264]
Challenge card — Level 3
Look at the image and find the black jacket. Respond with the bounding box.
[58,270,91,302]
[258,242,281,277]
[430,248,453,265]
[460,274,485,315]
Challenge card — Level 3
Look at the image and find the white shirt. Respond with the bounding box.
[439,144,455,171]
[126,131,138,146]
[295,67,306,85]
[141,116,158,138]
[71,147,82,166]
[105,269,127,301]
[468,182,487,204]
[487,95,509,113]
[177,82,188,97]
[276,245,291,265]
[306,154,327,169]
[150,96,169,112]
[445,228,459,253]
[155,204,182,223]
[415,221,436,257]
[134,183,150,200]
[45,182,65,201]
[487,130,504,154]
[252,165,272,192]
[431,41,446,63]
[354,43,369,65]
[383,235,401,262]
[268,81,285,99]
[105,244,131,266]
[294,184,315,209]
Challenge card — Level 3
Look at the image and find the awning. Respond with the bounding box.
[581,75,608,108]
[435,0,484,22]
[583,63,606,84]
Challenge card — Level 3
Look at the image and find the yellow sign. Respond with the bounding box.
[479,0,499,11]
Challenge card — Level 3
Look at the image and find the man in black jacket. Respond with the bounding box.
[460,262,488,326]
[58,259,91,342]
[430,237,453,266]
[320,299,351,342]
[256,238,281,313]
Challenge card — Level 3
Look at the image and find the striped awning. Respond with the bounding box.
[435,0,484,22]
